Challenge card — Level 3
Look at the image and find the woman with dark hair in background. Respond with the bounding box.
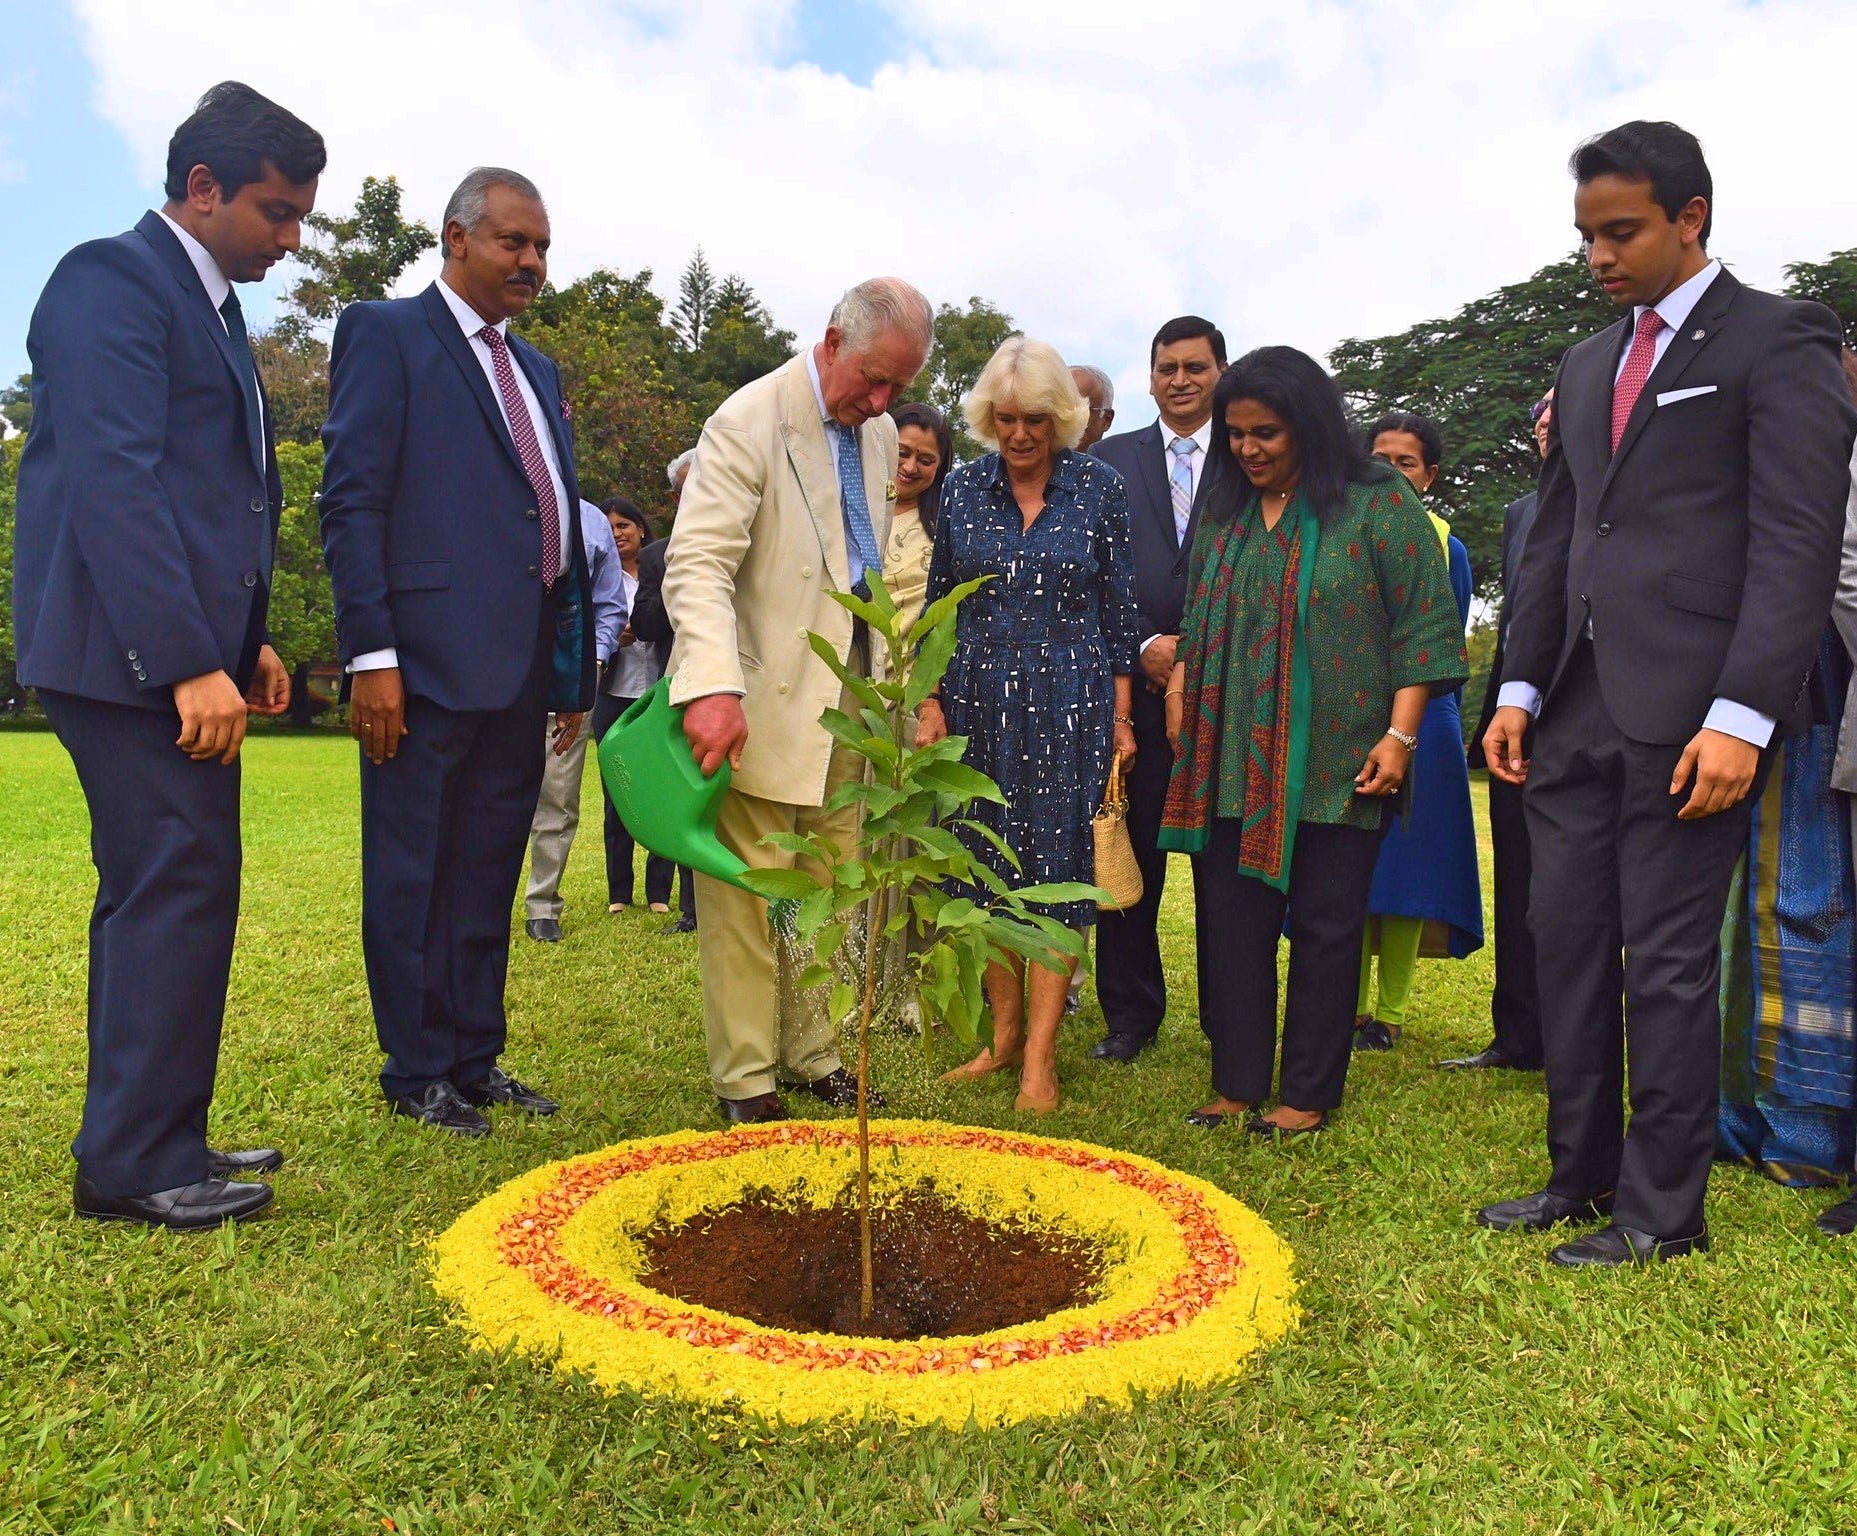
[1161,348,1466,1136]
[1352,412,1484,1051]
[590,497,682,914]
[886,401,952,631]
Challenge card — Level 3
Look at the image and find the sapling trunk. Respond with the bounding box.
[856,900,882,1321]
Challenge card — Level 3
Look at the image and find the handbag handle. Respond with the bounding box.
[1102,751,1125,816]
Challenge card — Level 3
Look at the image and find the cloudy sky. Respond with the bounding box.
[3,0,1851,421]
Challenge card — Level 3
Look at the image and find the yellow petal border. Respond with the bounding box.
[429,1119,1300,1428]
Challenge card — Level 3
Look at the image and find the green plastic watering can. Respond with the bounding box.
[595,678,756,894]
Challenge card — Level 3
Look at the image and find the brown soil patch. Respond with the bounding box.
[638,1187,1106,1340]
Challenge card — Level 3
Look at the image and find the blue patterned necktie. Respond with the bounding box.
[835,423,883,598]
[1168,435,1195,546]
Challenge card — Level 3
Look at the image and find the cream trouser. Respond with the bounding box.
[524,715,589,920]
[696,680,865,1099]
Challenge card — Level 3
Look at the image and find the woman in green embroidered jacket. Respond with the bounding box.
[1161,348,1467,1137]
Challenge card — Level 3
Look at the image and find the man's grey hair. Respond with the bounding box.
[1073,364,1115,410]
[828,277,934,356]
[666,448,697,486]
[442,166,544,234]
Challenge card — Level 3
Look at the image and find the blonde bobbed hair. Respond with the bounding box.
[963,336,1090,452]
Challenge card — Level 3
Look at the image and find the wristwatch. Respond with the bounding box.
[1385,726,1418,751]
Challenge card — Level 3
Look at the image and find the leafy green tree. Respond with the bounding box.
[1783,248,1857,350]
[686,274,796,400]
[906,298,1018,460]
[287,175,436,322]
[672,248,718,351]
[1329,254,1614,597]
[264,441,337,722]
[250,321,330,446]
[0,374,30,437]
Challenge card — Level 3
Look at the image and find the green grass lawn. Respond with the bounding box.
[2,728,1854,1535]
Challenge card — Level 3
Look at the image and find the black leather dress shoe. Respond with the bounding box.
[718,1092,788,1125]
[669,913,698,934]
[783,1068,886,1110]
[1816,1190,1857,1237]
[1476,1188,1615,1232]
[75,1173,273,1229]
[525,917,563,942]
[1352,1019,1400,1052]
[389,1081,490,1136]
[457,1066,558,1115]
[1438,1045,1541,1072]
[1246,1111,1327,1140]
[1090,1033,1152,1063]
[1549,1223,1709,1267]
[207,1147,284,1178]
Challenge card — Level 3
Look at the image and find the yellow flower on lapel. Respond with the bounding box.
[885,479,898,503]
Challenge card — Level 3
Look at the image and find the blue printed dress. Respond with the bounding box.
[926,450,1141,928]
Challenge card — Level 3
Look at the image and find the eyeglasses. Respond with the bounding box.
[1528,398,1552,425]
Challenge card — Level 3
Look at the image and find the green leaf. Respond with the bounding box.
[911,760,1008,804]
[915,575,993,645]
[738,868,824,902]
[1004,881,1110,906]
[808,633,890,719]
[904,618,960,712]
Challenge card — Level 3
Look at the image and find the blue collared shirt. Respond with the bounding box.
[580,498,627,665]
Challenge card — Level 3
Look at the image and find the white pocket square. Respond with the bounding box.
[1656,385,1718,406]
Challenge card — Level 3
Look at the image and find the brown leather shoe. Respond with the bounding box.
[718,1092,788,1125]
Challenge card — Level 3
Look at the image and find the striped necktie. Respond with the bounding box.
[1168,435,1195,545]
[480,325,561,586]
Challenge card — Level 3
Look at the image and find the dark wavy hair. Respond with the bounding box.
[1365,411,1444,471]
[164,82,326,202]
[888,400,954,539]
[1205,346,1393,523]
[1570,120,1712,247]
[602,495,654,543]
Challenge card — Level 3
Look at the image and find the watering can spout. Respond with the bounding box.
[595,678,756,894]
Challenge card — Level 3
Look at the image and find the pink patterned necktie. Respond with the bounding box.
[479,325,561,585]
[1610,308,1665,453]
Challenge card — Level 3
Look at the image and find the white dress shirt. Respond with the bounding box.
[804,343,866,588]
[155,209,266,471]
[350,277,573,673]
[1141,415,1214,659]
[1494,259,1773,747]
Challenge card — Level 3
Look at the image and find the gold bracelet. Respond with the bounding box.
[1114,715,1134,727]
[1164,687,1184,698]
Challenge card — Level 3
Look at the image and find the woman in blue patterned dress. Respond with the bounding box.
[918,337,1140,1115]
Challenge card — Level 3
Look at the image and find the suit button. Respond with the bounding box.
[525,508,539,520]
[528,564,540,578]
[127,649,138,661]
[242,570,258,588]
[778,683,790,694]
[1596,523,1612,537]
[797,628,808,640]
[802,565,814,578]
[250,496,266,513]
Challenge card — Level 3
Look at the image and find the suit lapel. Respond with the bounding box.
[1131,422,1174,555]
[134,213,265,480]
[777,354,852,590]
[1602,273,1737,495]
[859,419,893,566]
[510,335,577,492]
[418,284,531,482]
[1564,324,1624,494]
[1180,444,1221,570]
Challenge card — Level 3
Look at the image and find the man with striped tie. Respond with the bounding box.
[665,278,933,1123]
[320,168,596,1136]
[1088,316,1227,1063]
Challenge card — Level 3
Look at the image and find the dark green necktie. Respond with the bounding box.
[217,289,265,479]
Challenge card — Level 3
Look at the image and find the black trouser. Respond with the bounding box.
[1096,685,1195,1042]
[362,597,555,1100]
[590,692,694,917]
[1525,640,1763,1238]
[1195,815,1388,1110]
[41,690,244,1196]
[1485,771,1544,1067]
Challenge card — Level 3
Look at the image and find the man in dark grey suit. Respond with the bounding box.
[1087,316,1226,1062]
[1480,121,1857,1265]
[1447,391,1557,1074]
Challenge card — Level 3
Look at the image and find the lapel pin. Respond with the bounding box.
[1690,329,1706,341]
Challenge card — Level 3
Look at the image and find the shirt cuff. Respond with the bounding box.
[1703,698,1777,748]
[346,648,398,673]
[1496,681,1542,717]
[1139,634,1167,657]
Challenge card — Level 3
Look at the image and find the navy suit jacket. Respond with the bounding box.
[319,282,595,714]
[1090,421,1223,641]
[12,211,280,708]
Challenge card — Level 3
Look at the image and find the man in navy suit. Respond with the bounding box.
[320,167,595,1136]
[1481,122,1857,1264]
[1087,316,1227,1062]
[11,83,324,1227]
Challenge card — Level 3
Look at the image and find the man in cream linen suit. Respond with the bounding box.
[664,277,934,1123]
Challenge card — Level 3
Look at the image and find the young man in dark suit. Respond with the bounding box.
[320,168,596,1136]
[1445,391,1556,1075]
[1481,122,1857,1265]
[1087,316,1226,1062]
[12,83,324,1227]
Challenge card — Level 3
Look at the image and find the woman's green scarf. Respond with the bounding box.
[1157,492,1319,893]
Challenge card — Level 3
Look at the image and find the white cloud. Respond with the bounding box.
[71,0,1856,419]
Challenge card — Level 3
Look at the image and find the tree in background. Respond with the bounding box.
[905,298,1018,461]
[1784,248,1857,349]
[287,176,437,323]
[1,374,30,437]
[250,322,331,446]
[1329,253,1614,599]
[264,441,337,724]
[0,437,18,708]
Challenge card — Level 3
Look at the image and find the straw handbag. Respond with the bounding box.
[1092,754,1144,912]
